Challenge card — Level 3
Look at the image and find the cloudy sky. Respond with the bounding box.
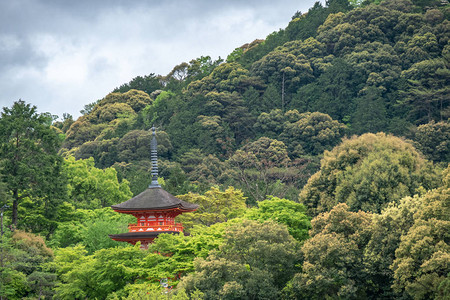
[1,0,322,119]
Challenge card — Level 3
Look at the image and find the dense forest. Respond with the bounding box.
[0,0,449,299]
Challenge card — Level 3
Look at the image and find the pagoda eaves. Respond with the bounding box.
[109,126,198,249]
[111,187,197,212]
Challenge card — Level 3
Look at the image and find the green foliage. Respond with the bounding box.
[295,58,364,122]
[63,89,151,150]
[113,160,153,195]
[51,220,229,299]
[178,149,226,189]
[285,3,330,42]
[391,166,450,299]
[110,285,200,300]
[226,47,244,63]
[251,46,315,93]
[80,99,100,115]
[176,186,247,232]
[0,100,66,230]
[178,220,301,299]
[64,155,132,209]
[363,195,424,298]
[2,2,450,298]
[412,120,450,162]
[299,132,440,215]
[245,196,311,241]
[0,230,56,299]
[113,73,163,96]
[400,58,449,124]
[227,137,292,203]
[142,90,178,128]
[284,203,372,299]
[187,62,255,95]
[50,207,133,252]
[186,56,224,83]
[159,160,197,196]
[116,129,172,163]
[352,86,388,134]
[98,89,152,113]
[52,245,147,299]
[280,111,347,156]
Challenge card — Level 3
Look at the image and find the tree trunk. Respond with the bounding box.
[11,189,18,230]
[281,72,285,111]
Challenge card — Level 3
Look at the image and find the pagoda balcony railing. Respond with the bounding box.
[128,223,184,233]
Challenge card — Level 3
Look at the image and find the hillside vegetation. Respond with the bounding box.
[0,0,449,299]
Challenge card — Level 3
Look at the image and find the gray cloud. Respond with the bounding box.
[0,0,322,119]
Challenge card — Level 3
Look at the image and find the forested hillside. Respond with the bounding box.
[1,0,449,299]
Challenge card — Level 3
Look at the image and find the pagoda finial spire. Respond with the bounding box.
[149,126,160,188]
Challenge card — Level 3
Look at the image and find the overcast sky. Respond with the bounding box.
[1,0,322,119]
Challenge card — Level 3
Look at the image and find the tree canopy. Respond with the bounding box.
[0,100,66,231]
[1,0,449,298]
[299,132,440,215]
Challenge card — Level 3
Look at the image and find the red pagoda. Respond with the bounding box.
[109,127,198,249]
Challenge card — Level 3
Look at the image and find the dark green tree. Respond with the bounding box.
[412,120,450,163]
[297,59,364,122]
[352,86,388,134]
[113,73,163,96]
[0,100,66,230]
[228,137,291,203]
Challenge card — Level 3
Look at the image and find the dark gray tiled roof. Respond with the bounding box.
[111,187,198,211]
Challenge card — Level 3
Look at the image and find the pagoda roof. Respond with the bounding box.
[111,187,198,212]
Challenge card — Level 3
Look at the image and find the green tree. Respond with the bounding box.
[284,203,372,299]
[280,111,347,156]
[284,3,330,42]
[187,56,223,82]
[113,74,163,96]
[62,118,107,149]
[53,113,75,134]
[400,58,450,124]
[97,89,152,113]
[0,100,66,229]
[352,86,388,134]
[52,245,148,299]
[80,100,100,116]
[261,84,282,113]
[187,62,255,95]
[391,166,450,299]
[253,109,287,139]
[91,102,136,124]
[244,196,311,241]
[141,91,178,128]
[117,129,172,163]
[179,220,301,299]
[363,195,424,298]
[113,160,152,195]
[51,221,229,299]
[296,59,364,122]
[0,230,56,299]
[64,156,132,209]
[254,109,346,157]
[412,120,450,163]
[299,132,440,216]
[176,186,247,232]
[228,137,291,203]
[178,149,226,189]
